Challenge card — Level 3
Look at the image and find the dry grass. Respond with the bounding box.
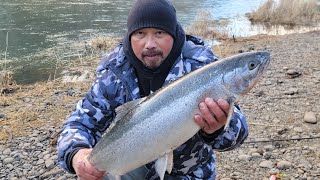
[186,11,229,40]
[213,34,278,58]
[0,37,117,141]
[248,0,320,26]
[0,70,15,87]
[87,36,121,53]
[0,81,92,141]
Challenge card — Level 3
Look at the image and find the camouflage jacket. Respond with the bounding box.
[57,35,248,180]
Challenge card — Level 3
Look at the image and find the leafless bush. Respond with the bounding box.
[247,0,320,26]
[186,11,229,40]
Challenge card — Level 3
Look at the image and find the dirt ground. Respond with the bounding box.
[0,30,319,179]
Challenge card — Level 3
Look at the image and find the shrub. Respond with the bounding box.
[247,0,320,26]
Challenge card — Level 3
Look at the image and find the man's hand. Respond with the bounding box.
[72,148,105,180]
[194,98,230,134]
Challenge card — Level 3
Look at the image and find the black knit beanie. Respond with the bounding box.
[127,0,177,38]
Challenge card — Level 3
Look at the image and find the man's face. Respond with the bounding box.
[131,28,174,69]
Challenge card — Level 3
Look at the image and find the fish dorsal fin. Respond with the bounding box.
[114,97,147,124]
[103,97,147,135]
[155,151,174,180]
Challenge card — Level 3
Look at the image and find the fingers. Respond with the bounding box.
[77,161,104,180]
[194,114,207,129]
[216,98,230,115]
[205,98,227,122]
[73,149,105,180]
[194,98,231,134]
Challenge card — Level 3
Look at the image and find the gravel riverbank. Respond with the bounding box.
[0,30,319,180]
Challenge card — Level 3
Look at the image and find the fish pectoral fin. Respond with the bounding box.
[166,151,173,174]
[155,152,173,180]
[224,101,234,130]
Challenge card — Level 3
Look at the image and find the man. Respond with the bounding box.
[57,0,248,179]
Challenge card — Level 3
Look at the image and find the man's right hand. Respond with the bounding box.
[72,148,105,180]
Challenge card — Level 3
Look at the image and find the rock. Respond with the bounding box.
[264,145,274,151]
[251,152,261,158]
[43,154,51,160]
[284,88,299,95]
[263,152,272,160]
[3,157,14,164]
[36,159,45,165]
[294,127,304,133]
[259,160,274,169]
[23,98,31,103]
[22,163,32,170]
[6,164,14,170]
[238,154,252,161]
[45,159,55,169]
[39,167,64,179]
[304,112,317,124]
[56,176,68,180]
[286,69,302,78]
[277,160,292,170]
[0,113,5,119]
[3,148,11,155]
[297,168,305,174]
[269,168,279,175]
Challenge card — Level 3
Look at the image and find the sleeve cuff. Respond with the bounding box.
[65,144,91,174]
[198,127,224,144]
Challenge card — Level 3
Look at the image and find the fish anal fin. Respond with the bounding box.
[155,151,174,179]
[166,151,173,174]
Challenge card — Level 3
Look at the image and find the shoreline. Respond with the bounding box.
[0,30,319,179]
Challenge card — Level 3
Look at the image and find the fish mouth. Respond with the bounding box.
[258,52,271,77]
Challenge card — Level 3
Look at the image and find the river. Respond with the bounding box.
[0,0,315,84]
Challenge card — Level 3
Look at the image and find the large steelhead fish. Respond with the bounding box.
[88,51,271,179]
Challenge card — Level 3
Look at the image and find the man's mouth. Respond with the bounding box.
[145,54,159,57]
[142,50,162,58]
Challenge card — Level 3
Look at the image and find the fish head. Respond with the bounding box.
[222,51,271,96]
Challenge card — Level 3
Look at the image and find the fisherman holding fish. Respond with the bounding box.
[57,0,252,179]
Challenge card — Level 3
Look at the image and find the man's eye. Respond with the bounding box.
[156,31,166,37]
[133,31,144,38]
[134,31,143,35]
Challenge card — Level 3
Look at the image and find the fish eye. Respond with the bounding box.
[248,61,258,70]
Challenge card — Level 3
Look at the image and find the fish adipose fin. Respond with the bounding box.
[224,96,236,130]
[155,151,174,180]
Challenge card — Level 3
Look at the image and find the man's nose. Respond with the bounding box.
[145,36,157,49]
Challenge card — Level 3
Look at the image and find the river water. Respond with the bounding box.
[0,0,317,84]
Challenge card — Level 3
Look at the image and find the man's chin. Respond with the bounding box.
[144,63,161,70]
[142,57,163,69]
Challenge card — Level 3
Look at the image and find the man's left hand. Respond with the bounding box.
[194,98,230,134]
